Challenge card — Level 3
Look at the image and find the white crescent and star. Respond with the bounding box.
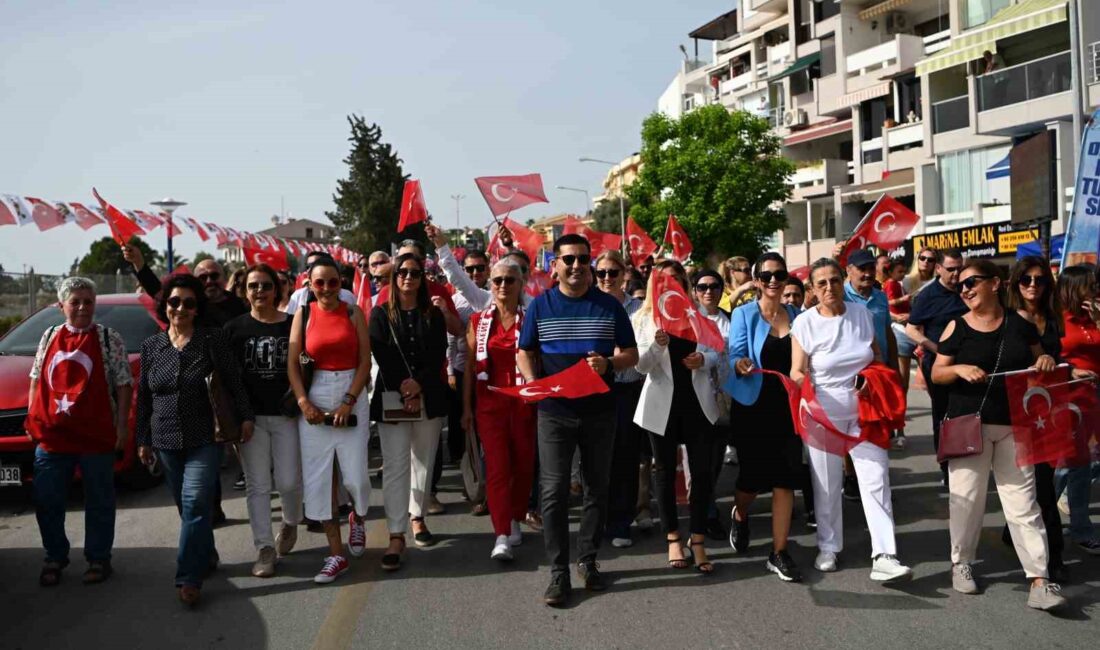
[1022,386,1052,416]
[873,211,897,233]
[628,234,643,253]
[798,399,814,429]
[54,395,75,415]
[490,183,517,203]
[656,290,683,321]
[46,349,93,392]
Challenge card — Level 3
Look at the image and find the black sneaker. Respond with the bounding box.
[233,472,246,490]
[729,507,750,553]
[843,475,859,501]
[805,511,817,529]
[543,574,572,606]
[766,550,802,582]
[576,560,607,591]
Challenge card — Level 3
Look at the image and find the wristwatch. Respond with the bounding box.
[341,393,357,406]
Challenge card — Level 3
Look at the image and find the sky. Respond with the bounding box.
[0,0,735,274]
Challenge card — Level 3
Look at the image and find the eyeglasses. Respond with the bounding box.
[942,265,963,275]
[960,275,994,290]
[734,267,751,274]
[695,282,722,293]
[559,254,592,267]
[918,254,936,263]
[197,272,220,284]
[247,281,274,293]
[595,268,621,279]
[311,278,342,290]
[756,269,789,284]
[166,296,197,310]
[814,277,844,289]
[491,276,518,286]
[396,268,423,279]
[465,264,487,274]
[1018,275,1049,288]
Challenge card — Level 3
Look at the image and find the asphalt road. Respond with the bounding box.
[1,389,1097,650]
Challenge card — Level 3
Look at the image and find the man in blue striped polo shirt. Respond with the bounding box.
[518,233,638,607]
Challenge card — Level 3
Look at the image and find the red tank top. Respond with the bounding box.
[470,311,521,389]
[306,303,358,371]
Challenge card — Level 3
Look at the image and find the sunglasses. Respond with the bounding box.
[918,254,936,263]
[396,268,423,279]
[197,272,220,283]
[491,276,518,286]
[1018,275,1049,288]
[757,269,789,284]
[166,296,197,310]
[559,254,592,267]
[369,260,388,267]
[311,278,342,290]
[960,275,994,290]
[595,268,621,279]
[695,282,722,293]
[465,264,487,274]
[247,281,274,292]
[942,265,963,275]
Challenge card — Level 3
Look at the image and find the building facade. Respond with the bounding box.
[220,216,337,265]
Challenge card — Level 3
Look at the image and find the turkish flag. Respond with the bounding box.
[651,272,724,351]
[179,216,209,241]
[352,267,373,312]
[1007,368,1097,467]
[562,215,622,257]
[67,203,105,230]
[0,195,22,226]
[24,197,67,231]
[501,216,546,262]
[242,246,290,271]
[525,268,553,298]
[663,215,693,261]
[625,217,658,267]
[789,266,811,281]
[157,213,183,238]
[203,222,229,246]
[856,363,906,450]
[757,369,861,456]
[92,188,145,244]
[489,360,610,403]
[839,195,920,265]
[474,174,549,217]
[397,179,428,232]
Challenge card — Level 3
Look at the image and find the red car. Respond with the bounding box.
[0,294,165,489]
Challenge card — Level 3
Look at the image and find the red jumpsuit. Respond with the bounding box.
[471,311,537,537]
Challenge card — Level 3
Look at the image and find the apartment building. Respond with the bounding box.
[658,0,1099,266]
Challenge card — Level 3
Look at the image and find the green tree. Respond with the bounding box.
[627,105,793,260]
[591,197,631,234]
[192,250,215,266]
[326,115,409,253]
[78,236,160,275]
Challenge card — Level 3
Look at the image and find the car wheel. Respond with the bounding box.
[118,453,164,490]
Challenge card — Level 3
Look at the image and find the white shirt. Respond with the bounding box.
[436,242,532,310]
[284,286,357,313]
[791,302,875,419]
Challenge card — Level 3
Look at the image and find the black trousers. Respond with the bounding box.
[649,398,716,536]
[606,382,643,536]
[1035,462,1064,566]
[538,408,616,576]
[431,370,465,494]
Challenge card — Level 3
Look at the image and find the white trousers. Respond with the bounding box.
[379,417,443,534]
[808,416,898,557]
[299,369,371,521]
[240,414,303,549]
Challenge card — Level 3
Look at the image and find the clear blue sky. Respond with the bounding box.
[0,0,733,274]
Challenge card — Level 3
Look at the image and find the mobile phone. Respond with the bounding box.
[323,413,358,427]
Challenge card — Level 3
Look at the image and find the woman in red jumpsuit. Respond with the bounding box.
[461,258,536,561]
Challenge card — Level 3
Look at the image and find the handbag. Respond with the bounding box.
[206,336,242,444]
[279,305,313,417]
[936,319,1005,464]
[460,423,485,503]
[380,313,424,423]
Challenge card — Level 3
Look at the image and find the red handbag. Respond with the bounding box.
[936,321,1005,464]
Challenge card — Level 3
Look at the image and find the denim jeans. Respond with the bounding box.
[33,447,116,564]
[1055,464,1097,542]
[157,444,220,587]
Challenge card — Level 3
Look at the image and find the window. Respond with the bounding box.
[964,0,1011,30]
[305,227,314,239]
[820,36,836,77]
[896,74,922,121]
[937,145,1011,213]
[814,0,840,23]
[860,97,890,141]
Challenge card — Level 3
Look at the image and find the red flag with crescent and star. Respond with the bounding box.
[562,215,622,257]
[474,174,549,217]
[651,272,724,351]
[1006,368,1098,467]
[663,215,693,262]
[488,360,609,403]
[838,195,920,266]
[501,217,546,263]
[242,246,290,271]
[397,179,428,232]
[755,369,863,456]
[68,202,106,230]
[625,216,657,267]
[92,188,145,244]
[24,197,67,231]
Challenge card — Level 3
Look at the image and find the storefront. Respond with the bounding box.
[898,221,1043,267]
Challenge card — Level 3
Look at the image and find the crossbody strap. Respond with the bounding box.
[975,317,1008,417]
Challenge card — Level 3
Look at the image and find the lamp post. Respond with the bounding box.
[579,157,626,253]
[555,185,591,216]
[150,197,187,272]
[450,194,466,247]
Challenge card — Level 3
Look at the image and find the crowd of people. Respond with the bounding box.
[23,223,1099,612]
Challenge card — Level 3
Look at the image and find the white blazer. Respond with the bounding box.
[631,310,720,435]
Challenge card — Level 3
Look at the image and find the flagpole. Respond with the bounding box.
[987,363,1071,378]
[151,197,187,273]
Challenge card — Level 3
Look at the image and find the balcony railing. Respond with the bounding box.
[885,121,923,150]
[720,70,755,94]
[977,51,1072,112]
[847,40,899,76]
[1089,41,1100,85]
[932,95,969,134]
[923,30,951,56]
[767,41,791,65]
[768,106,784,129]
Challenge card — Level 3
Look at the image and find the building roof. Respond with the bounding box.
[688,9,738,41]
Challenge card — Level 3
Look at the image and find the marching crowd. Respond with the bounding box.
[22,224,1100,612]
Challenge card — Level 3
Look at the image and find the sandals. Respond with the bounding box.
[691,540,715,575]
[411,517,435,547]
[82,561,113,585]
[381,534,406,571]
[667,534,690,570]
[39,559,68,587]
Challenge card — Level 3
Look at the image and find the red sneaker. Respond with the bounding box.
[348,512,366,558]
[314,556,349,584]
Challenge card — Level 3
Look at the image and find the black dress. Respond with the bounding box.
[735,334,804,494]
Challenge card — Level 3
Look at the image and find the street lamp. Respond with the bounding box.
[555,185,591,216]
[150,197,187,272]
[579,157,626,253]
[450,194,466,247]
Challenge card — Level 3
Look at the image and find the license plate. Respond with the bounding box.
[0,465,21,486]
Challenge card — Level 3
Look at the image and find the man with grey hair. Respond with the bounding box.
[365,251,392,295]
[27,276,133,586]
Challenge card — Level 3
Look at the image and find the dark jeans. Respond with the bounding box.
[606,382,643,538]
[649,401,716,536]
[538,408,615,576]
[1035,462,1064,565]
[33,447,116,564]
[158,443,219,588]
[432,371,464,494]
[922,361,950,480]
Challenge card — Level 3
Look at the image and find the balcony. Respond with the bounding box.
[720,70,756,95]
[932,96,969,134]
[923,30,951,56]
[977,51,1071,112]
[767,41,791,66]
[845,35,924,79]
[885,121,923,150]
[789,159,849,199]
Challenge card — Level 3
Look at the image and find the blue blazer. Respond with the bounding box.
[723,302,800,406]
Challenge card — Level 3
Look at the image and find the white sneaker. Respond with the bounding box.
[814,551,838,572]
[611,537,633,548]
[1057,494,1070,517]
[635,510,654,531]
[508,520,523,546]
[870,554,912,582]
[490,535,513,561]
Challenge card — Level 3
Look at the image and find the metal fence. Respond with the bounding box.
[0,271,140,320]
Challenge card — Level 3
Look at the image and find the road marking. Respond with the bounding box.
[309,518,389,650]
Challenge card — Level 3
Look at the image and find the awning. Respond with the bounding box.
[784,119,853,146]
[1015,233,1064,261]
[840,168,916,203]
[772,52,820,81]
[916,0,1068,76]
[986,154,1011,180]
[859,0,913,21]
[833,81,892,111]
[689,9,739,41]
[723,15,790,52]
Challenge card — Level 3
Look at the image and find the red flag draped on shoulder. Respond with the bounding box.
[92,188,145,244]
[663,214,692,261]
[489,360,609,403]
[242,246,290,271]
[397,179,428,232]
[474,174,548,217]
[625,216,657,267]
[838,195,920,265]
[651,273,724,351]
[756,370,862,456]
[1006,367,1099,467]
[562,215,622,257]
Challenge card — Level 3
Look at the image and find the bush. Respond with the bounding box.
[0,315,22,337]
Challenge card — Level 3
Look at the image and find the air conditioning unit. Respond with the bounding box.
[783,109,808,127]
[885,12,909,34]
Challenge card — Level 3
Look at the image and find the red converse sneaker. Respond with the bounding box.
[314,556,349,584]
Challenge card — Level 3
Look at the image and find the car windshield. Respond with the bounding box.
[0,304,161,356]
